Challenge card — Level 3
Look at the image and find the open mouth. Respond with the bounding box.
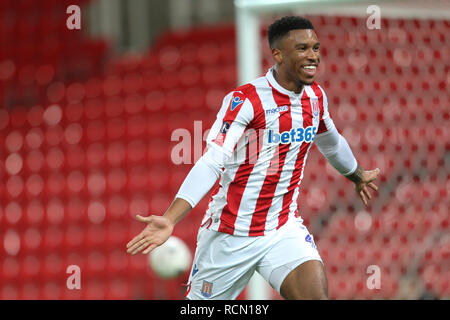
[301,65,317,77]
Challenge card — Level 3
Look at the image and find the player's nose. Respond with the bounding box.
[307,50,320,63]
[305,49,319,63]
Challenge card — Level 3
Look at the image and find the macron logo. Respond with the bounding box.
[230,96,244,111]
[265,105,289,115]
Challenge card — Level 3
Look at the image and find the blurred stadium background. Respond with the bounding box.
[0,0,448,300]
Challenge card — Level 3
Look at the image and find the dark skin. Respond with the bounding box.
[271,28,321,92]
[126,28,381,301]
[272,29,380,299]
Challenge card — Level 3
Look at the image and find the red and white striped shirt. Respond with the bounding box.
[202,67,335,236]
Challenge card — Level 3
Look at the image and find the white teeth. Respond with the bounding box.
[303,66,316,69]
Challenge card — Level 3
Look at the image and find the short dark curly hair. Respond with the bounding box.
[267,16,314,49]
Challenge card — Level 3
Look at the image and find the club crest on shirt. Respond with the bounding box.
[311,98,320,117]
[201,280,213,298]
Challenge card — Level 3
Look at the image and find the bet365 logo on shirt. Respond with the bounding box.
[267,126,317,144]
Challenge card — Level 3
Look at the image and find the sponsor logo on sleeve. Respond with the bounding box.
[229,91,245,111]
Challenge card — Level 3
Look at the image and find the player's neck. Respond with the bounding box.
[273,66,304,94]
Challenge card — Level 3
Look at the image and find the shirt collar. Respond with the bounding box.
[265,66,305,99]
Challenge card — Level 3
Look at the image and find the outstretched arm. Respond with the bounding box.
[126,147,224,255]
[126,91,255,255]
[125,198,191,256]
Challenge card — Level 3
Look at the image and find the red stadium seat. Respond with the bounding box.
[82,278,107,300]
[63,224,85,252]
[105,277,132,300]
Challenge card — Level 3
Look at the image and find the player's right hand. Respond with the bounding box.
[126,215,174,255]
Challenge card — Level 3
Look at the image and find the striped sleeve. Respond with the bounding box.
[206,90,255,158]
[316,85,336,135]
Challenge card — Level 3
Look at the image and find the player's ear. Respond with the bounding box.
[272,47,283,64]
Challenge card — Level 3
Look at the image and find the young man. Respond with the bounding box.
[126,16,380,300]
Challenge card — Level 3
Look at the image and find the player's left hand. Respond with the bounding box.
[354,168,380,206]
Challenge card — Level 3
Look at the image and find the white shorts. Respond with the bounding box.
[185,217,323,300]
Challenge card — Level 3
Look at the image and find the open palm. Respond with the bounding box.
[126,215,174,255]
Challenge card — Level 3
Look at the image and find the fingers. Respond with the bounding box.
[359,190,368,206]
[130,239,152,255]
[127,215,154,250]
[368,182,378,191]
[355,168,380,206]
[126,236,138,249]
[363,186,371,200]
[126,233,144,249]
[127,215,172,256]
[127,234,158,255]
[126,235,147,253]
[142,244,158,255]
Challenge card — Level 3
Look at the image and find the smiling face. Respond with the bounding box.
[272,29,321,87]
